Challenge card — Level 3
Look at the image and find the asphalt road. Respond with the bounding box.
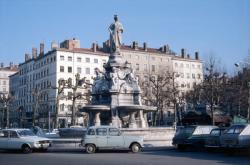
[0,148,249,165]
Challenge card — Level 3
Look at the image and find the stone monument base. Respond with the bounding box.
[121,127,175,147]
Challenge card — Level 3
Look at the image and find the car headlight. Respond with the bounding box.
[34,142,41,147]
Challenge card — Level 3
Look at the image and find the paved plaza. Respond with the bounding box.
[0,147,249,165]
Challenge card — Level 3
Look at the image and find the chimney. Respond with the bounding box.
[25,54,30,62]
[195,52,199,60]
[132,41,138,50]
[92,42,97,52]
[181,48,186,58]
[32,48,37,59]
[0,63,4,68]
[143,42,147,51]
[40,43,44,56]
[51,42,58,50]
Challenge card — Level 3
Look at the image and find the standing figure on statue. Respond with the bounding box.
[109,15,123,53]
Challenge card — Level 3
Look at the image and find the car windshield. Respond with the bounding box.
[17,130,36,136]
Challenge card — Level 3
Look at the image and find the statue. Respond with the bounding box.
[109,15,124,53]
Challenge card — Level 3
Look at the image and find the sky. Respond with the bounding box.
[0,0,249,74]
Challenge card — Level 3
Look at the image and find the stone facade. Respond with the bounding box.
[10,37,203,128]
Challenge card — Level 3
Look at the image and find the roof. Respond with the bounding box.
[0,66,18,72]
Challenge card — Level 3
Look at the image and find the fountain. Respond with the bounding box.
[80,15,156,128]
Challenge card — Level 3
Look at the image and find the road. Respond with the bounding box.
[0,148,249,165]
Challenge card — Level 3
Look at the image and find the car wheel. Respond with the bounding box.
[22,144,32,154]
[86,144,96,154]
[131,143,141,153]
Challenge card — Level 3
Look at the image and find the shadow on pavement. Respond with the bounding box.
[143,148,250,165]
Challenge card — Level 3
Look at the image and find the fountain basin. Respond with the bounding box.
[80,105,110,112]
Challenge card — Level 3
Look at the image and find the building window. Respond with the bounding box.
[197,65,201,68]
[85,67,90,74]
[175,63,178,67]
[167,111,171,117]
[136,64,139,71]
[180,63,184,68]
[186,64,189,68]
[181,73,184,78]
[85,58,90,63]
[136,55,139,59]
[59,104,64,112]
[77,67,82,74]
[102,59,107,64]
[60,55,64,61]
[186,73,190,79]
[68,56,72,61]
[68,66,72,73]
[187,83,190,88]
[68,105,72,112]
[192,64,195,68]
[94,59,98,63]
[144,64,147,71]
[192,73,195,79]
[77,57,82,62]
[151,57,155,60]
[3,80,6,85]
[197,73,201,79]
[3,87,6,92]
[152,65,155,72]
[60,66,64,72]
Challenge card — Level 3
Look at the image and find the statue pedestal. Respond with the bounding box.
[128,111,137,129]
[94,112,101,126]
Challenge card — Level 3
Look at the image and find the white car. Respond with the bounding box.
[82,126,143,154]
[0,129,51,153]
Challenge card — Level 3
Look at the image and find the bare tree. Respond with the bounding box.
[140,71,179,126]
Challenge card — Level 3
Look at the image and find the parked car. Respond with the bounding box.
[82,126,143,153]
[0,129,51,153]
[220,124,250,150]
[205,128,226,150]
[59,127,86,138]
[172,125,218,150]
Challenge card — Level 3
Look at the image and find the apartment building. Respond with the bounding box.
[10,38,203,128]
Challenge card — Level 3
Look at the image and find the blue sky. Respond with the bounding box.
[0,0,249,74]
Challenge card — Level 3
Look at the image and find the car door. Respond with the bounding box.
[7,130,22,149]
[107,128,124,148]
[95,128,108,147]
[221,126,243,146]
[0,130,8,149]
